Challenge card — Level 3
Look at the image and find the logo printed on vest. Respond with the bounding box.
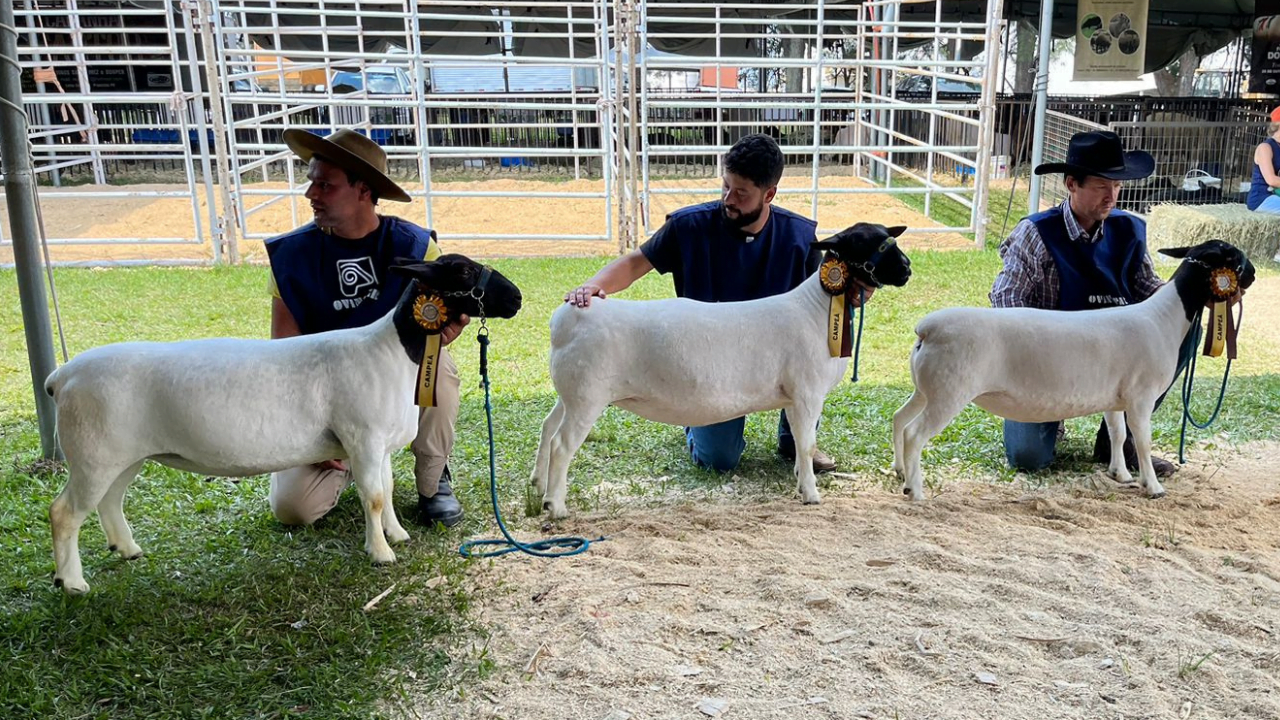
[336,257,378,298]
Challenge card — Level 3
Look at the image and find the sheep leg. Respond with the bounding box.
[892,390,927,481]
[347,449,396,563]
[1102,411,1133,485]
[788,403,822,505]
[98,460,146,559]
[379,453,410,545]
[900,398,967,501]
[530,399,565,497]
[543,400,607,520]
[1124,406,1165,499]
[51,462,120,595]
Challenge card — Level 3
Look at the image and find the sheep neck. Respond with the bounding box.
[1168,263,1222,324]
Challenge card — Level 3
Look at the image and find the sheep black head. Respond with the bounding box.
[390,254,523,324]
[811,222,912,291]
[388,255,522,363]
[1159,240,1255,322]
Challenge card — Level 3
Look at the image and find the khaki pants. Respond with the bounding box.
[268,348,460,526]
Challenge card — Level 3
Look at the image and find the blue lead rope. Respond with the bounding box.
[850,286,866,383]
[458,331,604,559]
[1176,301,1241,464]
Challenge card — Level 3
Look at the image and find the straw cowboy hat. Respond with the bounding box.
[283,128,411,203]
[1033,130,1155,181]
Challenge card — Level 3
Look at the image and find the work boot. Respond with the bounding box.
[416,465,464,528]
[778,441,838,474]
[1093,419,1178,478]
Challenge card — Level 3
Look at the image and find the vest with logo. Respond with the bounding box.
[1030,206,1147,311]
[266,216,436,335]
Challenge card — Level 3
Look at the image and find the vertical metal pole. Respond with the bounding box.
[22,0,58,187]
[176,0,217,263]
[1,0,60,459]
[199,0,239,263]
[1026,0,1055,214]
[973,4,1005,249]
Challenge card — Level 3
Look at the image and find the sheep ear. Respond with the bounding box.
[886,225,907,237]
[1158,246,1191,259]
[811,239,838,250]
[388,258,438,282]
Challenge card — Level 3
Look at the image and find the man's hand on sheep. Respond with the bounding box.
[565,284,606,308]
[440,314,471,345]
[312,314,469,475]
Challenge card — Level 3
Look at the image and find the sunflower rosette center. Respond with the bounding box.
[1208,267,1239,301]
[412,293,449,333]
[819,257,850,296]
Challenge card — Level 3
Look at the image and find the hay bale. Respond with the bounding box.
[1146,203,1280,261]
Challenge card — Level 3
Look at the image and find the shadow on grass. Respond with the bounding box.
[0,442,490,720]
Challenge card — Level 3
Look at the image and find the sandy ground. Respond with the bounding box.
[0,175,976,265]
[425,443,1280,720]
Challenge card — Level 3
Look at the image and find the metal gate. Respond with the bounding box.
[3,0,1001,264]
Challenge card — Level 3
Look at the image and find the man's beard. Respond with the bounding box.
[722,203,762,229]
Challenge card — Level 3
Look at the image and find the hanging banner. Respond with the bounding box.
[1250,1,1280,94]
[1072,0,1149,81]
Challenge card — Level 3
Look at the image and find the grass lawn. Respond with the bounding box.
[1,251,1277,719]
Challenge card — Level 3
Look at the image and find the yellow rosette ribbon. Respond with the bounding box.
[820,258,853,358]
[412,293,449,407]
[1203,268,1239,359]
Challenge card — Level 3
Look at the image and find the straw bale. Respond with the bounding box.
[1146,202,1280,261]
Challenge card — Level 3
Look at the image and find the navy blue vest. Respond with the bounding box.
[639,201,820,303]
[266,216,434,335]
[1031,206,1147,311]
[1247,137,1280,210]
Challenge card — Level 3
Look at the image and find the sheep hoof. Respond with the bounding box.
[801,495,822,506]
[1148,491,1166,500]
[367,546,397,565]
[113,542,144,559]
[54,576,90,595]
[902,486,911,496]
[385,527,410,544]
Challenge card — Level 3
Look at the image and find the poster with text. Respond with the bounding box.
[1250,0,1280,94]
[1072,0,1148,81]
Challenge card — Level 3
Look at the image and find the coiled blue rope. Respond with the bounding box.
[458,330,604,559]
[1176,301,1242,464]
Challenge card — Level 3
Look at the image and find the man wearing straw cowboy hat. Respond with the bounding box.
[264,128,468,528]
[991,130,1199,477]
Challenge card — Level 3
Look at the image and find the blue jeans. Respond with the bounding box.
[686,411,798,473]
[1003,323,1201,471]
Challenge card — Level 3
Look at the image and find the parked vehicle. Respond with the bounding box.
[327,64,417,145]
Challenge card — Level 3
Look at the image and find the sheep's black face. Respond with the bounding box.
[391,254,523,320]
[811,222,912,288]
[1159,240,1255,294]
[1158,240,1254,321]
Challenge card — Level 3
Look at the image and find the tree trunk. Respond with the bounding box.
[1013,19,1037,94]
[1154,46,1200,97]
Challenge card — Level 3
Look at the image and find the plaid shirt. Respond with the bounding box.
[989,201,1164,309]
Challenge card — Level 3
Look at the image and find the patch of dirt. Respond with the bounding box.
[426,443,1280,720]
[0,176,973,265]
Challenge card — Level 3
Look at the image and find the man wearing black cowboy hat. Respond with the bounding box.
[264,128,469,528]
[990,130,1199,476]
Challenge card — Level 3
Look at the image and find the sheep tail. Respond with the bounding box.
[44,367,61,398]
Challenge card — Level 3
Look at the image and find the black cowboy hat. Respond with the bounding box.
[1033,130,1155,181]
